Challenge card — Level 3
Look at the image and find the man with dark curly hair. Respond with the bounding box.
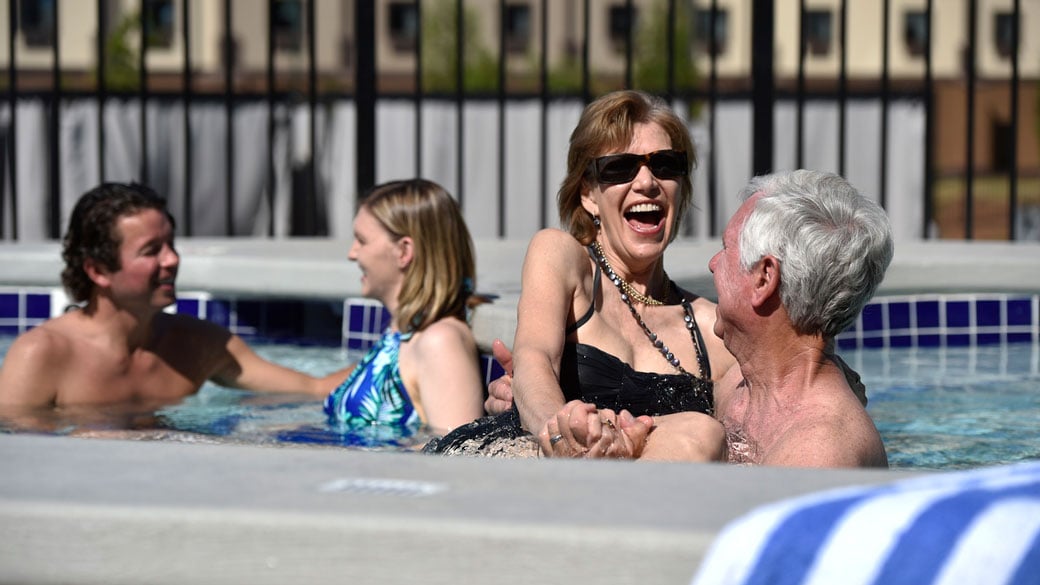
[0,182,349,407]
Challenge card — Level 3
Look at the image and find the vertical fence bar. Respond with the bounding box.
[6,0,17,239]
[538,0,548,228]
[97,0,106,184]
[355,0,375,197]
[665,0,674,98]
[707,0,719,236]
[414,0,423,177]
[182,0,193,235]
[496,0,506,237]
[965,0,976,239]
[922,0,934,238]
[751,0,774,176]
[140,0,149,185]
[455,0,464,206]
[581,0,589,104]
[223,0,234,235]
[1009,0,1020,240]
[796,0,805,168]
[49,0,61,238]
[880,0,890,209]
[837,0,847,177]
[307,0,318,233]
[623,0,632,89]
[266,0,275,236]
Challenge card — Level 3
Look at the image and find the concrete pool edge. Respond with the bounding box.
[0,433,923,585]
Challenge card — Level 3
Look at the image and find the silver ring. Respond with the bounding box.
[550,434,564,446]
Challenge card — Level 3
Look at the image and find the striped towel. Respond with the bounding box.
[691,461,1040,585]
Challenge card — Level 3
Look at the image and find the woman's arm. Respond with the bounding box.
[511,229,589,435]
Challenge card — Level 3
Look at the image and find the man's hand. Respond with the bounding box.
[484,339,515,415]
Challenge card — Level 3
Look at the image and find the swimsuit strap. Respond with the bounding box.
[566,246,602,335]
[682,297,712,380]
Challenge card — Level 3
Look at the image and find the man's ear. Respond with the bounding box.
[397,236,415,269]
[750,255,781,309]
[83,259,112,289]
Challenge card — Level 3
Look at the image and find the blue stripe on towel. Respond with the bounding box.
[743,495,873,585]
[691,461,1040,585]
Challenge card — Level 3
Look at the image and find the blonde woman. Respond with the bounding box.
[324,179,485,435]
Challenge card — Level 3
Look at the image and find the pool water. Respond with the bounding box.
[1,335,1038,469]
[845,343,1040,470]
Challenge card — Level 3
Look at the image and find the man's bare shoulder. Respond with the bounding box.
[767,392,887,468]
[153,312,233,346]
[0,318,81,406]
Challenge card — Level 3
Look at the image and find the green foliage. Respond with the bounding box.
[633,0,700,116]
[421,0,500,93]
[100,11,141,91]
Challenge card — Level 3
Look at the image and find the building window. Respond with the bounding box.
[18,0,55,48]
[694,8,728,56]
[903,11,928,57]
[143,0,174,49]
[272,0,303,52]
[388,2,418,52]
[803,10,832,56]
[608,4,637,49]
[994,12,1016,59]
[504,3,531,54]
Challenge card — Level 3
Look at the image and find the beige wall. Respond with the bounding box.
[1,0,1037,82]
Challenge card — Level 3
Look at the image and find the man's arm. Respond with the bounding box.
[212,333,352,397]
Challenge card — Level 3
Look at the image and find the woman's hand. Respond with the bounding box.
[537,400,653,459]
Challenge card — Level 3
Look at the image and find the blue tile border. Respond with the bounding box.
[836,293,1040,350]
[3,287,1037,367]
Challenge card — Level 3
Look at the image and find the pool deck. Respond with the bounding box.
[0,237,1037,584]
[0,433,920,585]
[3,237,1038,350]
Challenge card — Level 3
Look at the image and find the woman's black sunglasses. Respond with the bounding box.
[587,149,689,185]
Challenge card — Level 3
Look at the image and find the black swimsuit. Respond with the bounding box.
[559,253,714,417]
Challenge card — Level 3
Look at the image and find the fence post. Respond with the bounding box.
[751,0,774,176]
[356,0,376,199]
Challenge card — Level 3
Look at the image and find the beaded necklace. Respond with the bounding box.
[589,242,704,378]
[591,240,670,305]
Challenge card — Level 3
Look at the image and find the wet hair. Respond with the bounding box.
[359,179,476,334]
[737,170,893,338]
[61,182,173,303]
[557,89,695,245]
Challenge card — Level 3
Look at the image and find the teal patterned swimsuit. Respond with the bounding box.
[324,330,419,428]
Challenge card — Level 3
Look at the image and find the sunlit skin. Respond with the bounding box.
[348,206,407,312]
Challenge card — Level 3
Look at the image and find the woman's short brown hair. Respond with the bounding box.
[558,90,695,245]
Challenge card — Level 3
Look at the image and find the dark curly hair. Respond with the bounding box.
[61,183,173,303]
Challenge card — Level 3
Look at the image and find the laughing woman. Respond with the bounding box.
[323,179,485,437]
[427,90,735,460]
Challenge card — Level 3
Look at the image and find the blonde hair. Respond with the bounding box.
[361,179,476,333]
[558,90,696,245]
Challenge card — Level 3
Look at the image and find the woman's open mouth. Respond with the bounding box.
[624,202,665,233]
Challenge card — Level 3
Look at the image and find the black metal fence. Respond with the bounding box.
[0,0,1034,241]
